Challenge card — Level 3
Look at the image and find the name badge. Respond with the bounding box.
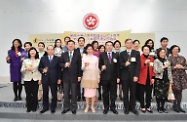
[17,52,21,56]
[149,62,154,66]
[131,57,136,62]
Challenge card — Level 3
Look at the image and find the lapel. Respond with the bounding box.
[71,50,76,64]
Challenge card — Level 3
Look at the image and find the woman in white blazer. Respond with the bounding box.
[21,47,41,112]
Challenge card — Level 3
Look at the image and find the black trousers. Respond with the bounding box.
[42,82,57,110]
[63,81,77,111]
[24,80,39,110]
[121,78,137,110]
[102,80,117,110]
[13,81,22,98]
[77,82,84,98]
[173,90,182,109]
[138,83,153,108]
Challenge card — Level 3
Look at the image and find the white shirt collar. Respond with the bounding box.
[68,50,74,55]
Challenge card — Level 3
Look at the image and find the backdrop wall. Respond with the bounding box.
[1,0,187,80]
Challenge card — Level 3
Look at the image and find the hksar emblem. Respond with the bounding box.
[83,13,99,30]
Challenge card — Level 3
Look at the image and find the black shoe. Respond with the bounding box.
[72,110,76,114]
[179,108,186,113]
[40,109,49,114]
[103,109,108,114]
[173,108,180,113]
[26,109,31,113]
[140,108,146,113]
[14,97,17,101]
[132,109,139,115]
[124,109,129,114]
[51,109,56,114]
[32,109,37,112]
[17,96,22,101]
[157,109,163,113]
[146,108,153,113]
[162,108,168,113]
[61,109,70,114]
[111,109,118,114]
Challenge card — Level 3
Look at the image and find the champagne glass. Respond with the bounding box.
[43,67,48,75]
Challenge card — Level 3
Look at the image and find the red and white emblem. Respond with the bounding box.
[83,13,99,30]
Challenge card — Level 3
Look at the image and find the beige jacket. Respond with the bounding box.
[153,59,173,83]
[21,59,41,81]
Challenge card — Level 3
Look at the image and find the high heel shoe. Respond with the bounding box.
[91,107,96,113]
[84,107,89,113]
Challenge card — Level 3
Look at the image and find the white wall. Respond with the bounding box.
[1,0,187,78]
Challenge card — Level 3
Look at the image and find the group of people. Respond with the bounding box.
[6,36,187,115]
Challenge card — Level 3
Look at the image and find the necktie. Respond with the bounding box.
[127,52,130,60]
[49,56,52,63]
[69,52,72,62]
[108,52,112,64]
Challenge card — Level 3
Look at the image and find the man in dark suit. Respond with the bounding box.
[38,45,61,114]
[60,40,82,114]
[120,39,140,115]
[76,37,87,101]
[156,37,171,58]
[99,41,120,115]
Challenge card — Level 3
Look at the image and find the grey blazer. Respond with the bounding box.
[153,59,173,83]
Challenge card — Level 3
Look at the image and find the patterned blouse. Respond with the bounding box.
[168,55,187,90]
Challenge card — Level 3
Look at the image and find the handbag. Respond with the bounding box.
[167,84,175,102]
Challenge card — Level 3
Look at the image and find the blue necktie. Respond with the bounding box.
[49,56,52,63]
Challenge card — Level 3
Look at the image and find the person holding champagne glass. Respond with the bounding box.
[38,45,61,114]
[21,47,41,112]
[81,44,100,113]
[154,48,173,113]
[6,39,25,101]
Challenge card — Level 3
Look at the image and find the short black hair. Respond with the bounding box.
[141,45,151,52]
[170,45,181,53]
[54,39,62,48]
[24,42,32,47]
[85,44,93,50]
[144,39,154,49]
[11,39,22,50]
[160,37,169,43]
[105,41,113,46]
[67,40,75,45]
[98,45,105,50]
[133,40,140,44]
[64,36,71,41]
[156,48,166,58]
[125,38,132,43]
[91,40,99,46]
[38,42,45,48]
[78,37,85,42]
[28,47,39,59]
[113,40,121,47]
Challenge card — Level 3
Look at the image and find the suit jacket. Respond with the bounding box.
[119,50,140,81]
[76,47,87,55]
[138,55,155,85]
[21,59,41,81]
[38,55,61,84]
[99,52,119,81]
[60,50,82,82]
[153,59,172,82]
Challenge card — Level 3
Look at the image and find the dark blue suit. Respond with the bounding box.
[38,55,61,110]
[60,50,82,111]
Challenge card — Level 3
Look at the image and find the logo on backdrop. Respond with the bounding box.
[83,13,99,30]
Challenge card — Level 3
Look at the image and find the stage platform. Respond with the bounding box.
[0,83,187,121]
